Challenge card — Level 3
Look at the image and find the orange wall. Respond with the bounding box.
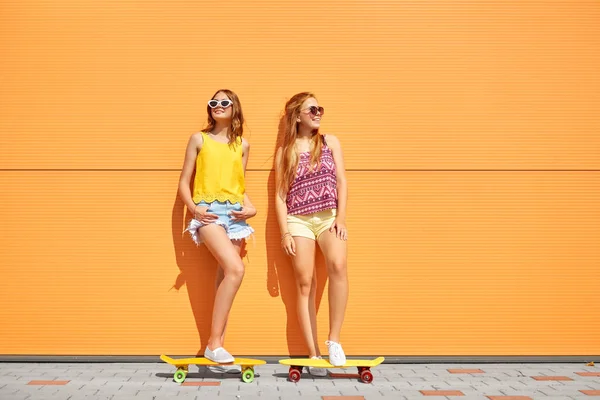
[1,0,599,356]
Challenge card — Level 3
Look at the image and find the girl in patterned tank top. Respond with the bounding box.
[275,92,349,374]
[178,89,256,369]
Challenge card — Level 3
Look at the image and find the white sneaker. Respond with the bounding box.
[206,365,241,374]
[204,346,235,363]
[307,356,328,377]
[326,340,346,366]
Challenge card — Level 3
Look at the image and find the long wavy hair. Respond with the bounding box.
[202,89,244,145]
[276,92,324,196]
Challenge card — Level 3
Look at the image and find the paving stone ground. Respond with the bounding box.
[1,361,598,399]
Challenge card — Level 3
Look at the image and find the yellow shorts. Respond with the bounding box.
[287,209,337,240]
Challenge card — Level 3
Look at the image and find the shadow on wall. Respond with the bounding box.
[265,113,328,357]
[171,192,217,357]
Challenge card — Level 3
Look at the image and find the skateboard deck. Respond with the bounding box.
[279,356,384,383]
[160,354,266,383]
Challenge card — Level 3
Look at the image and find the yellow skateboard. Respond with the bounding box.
[160,354,266,383]
[279,356,385,383]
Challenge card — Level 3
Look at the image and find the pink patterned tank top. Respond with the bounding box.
[286,139,338,215]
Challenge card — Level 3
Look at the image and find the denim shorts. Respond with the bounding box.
[186,200,254,245]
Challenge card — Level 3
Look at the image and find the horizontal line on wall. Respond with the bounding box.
[1,169,600,172]
[0,355,598,364]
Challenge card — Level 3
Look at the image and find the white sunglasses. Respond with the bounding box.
[208,99,233,108]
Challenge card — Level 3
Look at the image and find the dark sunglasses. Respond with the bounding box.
[301,106,324,117]
[208,99,233,108]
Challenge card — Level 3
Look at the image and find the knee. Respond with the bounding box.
[296,276,313,297]
[224,262,245,283]
[328,259,347,280]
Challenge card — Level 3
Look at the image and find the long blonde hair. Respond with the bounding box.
[203,89,244,145]
[277,92,324,196]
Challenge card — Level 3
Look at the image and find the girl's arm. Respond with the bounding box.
[275,147,296,256]
[326,135,348,241]
[178,133,204,215]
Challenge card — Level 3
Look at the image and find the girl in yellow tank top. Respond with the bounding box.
[177,89,256,367]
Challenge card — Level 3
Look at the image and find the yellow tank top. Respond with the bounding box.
[192,132,245,204]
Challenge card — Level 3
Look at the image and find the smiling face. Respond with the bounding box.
[296,97,322,131]
[209,91,234,122]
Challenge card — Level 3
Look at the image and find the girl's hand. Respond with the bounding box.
[329,217,348,241]
[230,206,257,221]
[193,206,218,224]
[281,234,296,257]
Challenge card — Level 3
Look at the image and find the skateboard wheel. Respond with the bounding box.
[288,367,301,383]
[174,369,187,383]
[242,368,254,383]
[360,369,373,384]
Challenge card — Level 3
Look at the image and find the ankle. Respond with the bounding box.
[207,340,223,351]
